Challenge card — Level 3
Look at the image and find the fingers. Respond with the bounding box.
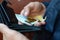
[34,22,42,26]
[18,21,23,25]
[20,8,30,17]
[24,10,29,17]
[41,22,46,25]
[20,9,25,15]
[34,22,46,27]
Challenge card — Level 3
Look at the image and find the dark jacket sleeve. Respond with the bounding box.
[45,0,60,32]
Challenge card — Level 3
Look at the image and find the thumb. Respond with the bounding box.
[23,8,30,17]
[20,8,30,17]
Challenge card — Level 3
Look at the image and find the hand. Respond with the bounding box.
[0,23,29,40]
[34,21,46,26]
[18,2,46,26]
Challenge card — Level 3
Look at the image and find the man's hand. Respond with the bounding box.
[0,23,29,40]
[18,2,46,26]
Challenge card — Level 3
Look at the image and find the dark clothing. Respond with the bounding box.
[35,0,60,40]
[2,1,18,24]
[45,0,60,40]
